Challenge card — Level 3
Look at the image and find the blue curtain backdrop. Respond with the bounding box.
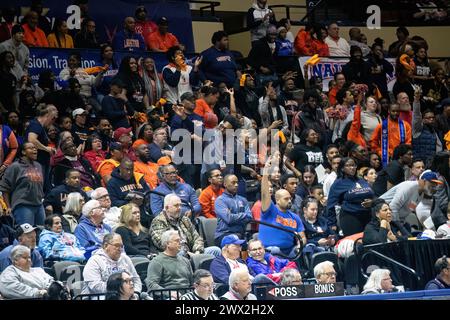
[1,0,195,52]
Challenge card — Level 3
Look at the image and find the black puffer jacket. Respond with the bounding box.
[431,177,450,229]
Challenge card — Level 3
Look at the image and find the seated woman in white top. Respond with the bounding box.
[362,268,397,294]
[0,245,54,299]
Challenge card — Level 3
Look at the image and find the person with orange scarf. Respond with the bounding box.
[370,103,412,166]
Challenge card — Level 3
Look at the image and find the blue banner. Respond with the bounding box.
[2,0,195,52]
[28,47,196,85]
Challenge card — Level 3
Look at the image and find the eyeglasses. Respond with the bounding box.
[197,283,217,289]
[108,243,124,249]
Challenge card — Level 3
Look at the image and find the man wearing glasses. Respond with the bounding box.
[314,261,337,284]
[74,199,112,258]
[180,269,218,300]
[82,233,142,296]
[246,239,298,283]
[199,169,225,218]
[150,164,201,217]
[425,255,450,290]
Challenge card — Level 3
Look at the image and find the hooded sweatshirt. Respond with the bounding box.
[74,215,112,258]
[106,167,150,208]
[82,248,142,294]
[247,1,276,42]
[43,183,89,215]
[0,159,44,210]
[38,229,86,263]
[0,265,53,299]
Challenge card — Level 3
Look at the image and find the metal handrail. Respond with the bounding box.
[359,248,421,289]
[269,0,327,23]
[189,0,221,17]
[267,4,308,22]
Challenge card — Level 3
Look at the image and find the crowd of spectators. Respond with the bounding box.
[0,0,450,300]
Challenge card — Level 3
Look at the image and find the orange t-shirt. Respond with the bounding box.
[23,24,49,47]
[198,185,224,219]
[145,31,179,52]
[133,160,159,189]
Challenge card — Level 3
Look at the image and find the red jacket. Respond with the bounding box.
[294,29,314,56]
[294,29,329,57]
[83,150,107,172]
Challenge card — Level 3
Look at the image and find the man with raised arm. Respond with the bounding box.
[260,153,306,258]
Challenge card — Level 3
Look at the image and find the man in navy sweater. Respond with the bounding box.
[150,164,201,217]
[214,174,252,247]
[106,158,150,209]
[425,256,450,290]
[200,31,239,88]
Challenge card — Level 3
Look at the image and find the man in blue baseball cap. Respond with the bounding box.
[209,234,248,284]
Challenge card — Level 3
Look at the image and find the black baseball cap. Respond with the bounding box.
[157,17,169,25]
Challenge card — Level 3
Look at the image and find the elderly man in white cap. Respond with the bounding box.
[90,187,122,229]
[74,199,112,259]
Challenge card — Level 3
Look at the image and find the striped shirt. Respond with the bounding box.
[180,291,219,300]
